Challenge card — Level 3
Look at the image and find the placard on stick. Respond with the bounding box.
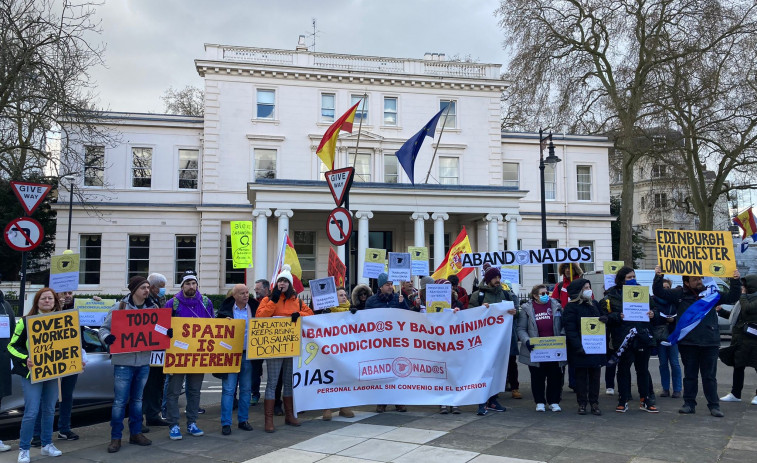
[27,309,83,383]
[110,308,172,354]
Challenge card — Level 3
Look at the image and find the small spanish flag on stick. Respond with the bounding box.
[316,102,361,171]
[431,227,474,281]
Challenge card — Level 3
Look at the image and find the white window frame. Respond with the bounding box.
[544,163,556,201]
[351,150,373,182]
[79,234,101,285]
[439,99,457,129]
[438,156,460,185]
[253,148,277,180]
[256,88,276,120]
[383,154,399,184]
[351,94,369,125]
[579,240,595,272]
[131,146,153,188]
[127,234,150,282]
[652,164,666,178]
[320,92,335,122]
[576,165,592,201]
[83,145,105,188]
[654,192,668,209]
[502,162,519,188]
[382,96,398,127]
[174,235,198,285]
[178,148,200,190]
[293,231,317,286]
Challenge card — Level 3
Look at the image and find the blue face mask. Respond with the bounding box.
[538,294,549,304]
[158,288,166,297]
[625,279,638,286]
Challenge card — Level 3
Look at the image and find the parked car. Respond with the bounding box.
[0,326,114,427]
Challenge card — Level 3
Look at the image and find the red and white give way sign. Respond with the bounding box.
[4,217,44,251]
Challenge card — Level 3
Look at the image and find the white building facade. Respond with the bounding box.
[54,43,614,295]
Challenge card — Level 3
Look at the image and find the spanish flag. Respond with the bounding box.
[316,102,361,171]
[431,227,474,281]
[272,233,305,293]
[734,208,757,240]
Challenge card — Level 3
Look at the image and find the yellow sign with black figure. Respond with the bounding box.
[27,309,83,383]
[656,229,735,277]
[603,261,624,275]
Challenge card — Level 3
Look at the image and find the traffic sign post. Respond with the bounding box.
[325,167,355,207]
[10,181,52,215]
[326,207,353,246]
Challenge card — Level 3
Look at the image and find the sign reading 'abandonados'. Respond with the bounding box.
[461,246,592,268]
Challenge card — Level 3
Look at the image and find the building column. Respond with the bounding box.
[356,211,373,285]
[411,212,429,248]
[431,213,449,267]
[253,208,272,282]
[505,213,522,252]
[275,209,294,253]
[485,214,504,253]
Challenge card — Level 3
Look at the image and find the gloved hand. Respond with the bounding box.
[167,328,174,339]
[270,288,282,303]
[598,315,609,324]
[104,334,116,345]
[525,340,534,352]
[350,307,358,314]
[291,312,300,323]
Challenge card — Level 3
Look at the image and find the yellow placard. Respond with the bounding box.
[581,317,605,336]
[529,336,567,350]
[603,261,624,275]
[247,317,302,359]
[164,318,246,373]
[231,221,253,269]
[427,301,450,313]
[656,229,735,277]
[365,248,386,263]
[51,254,80,273]
[27,309,83,383]
[623,285,649,303]
[409,247,429,261]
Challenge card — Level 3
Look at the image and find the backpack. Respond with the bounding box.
[167,295,210,316]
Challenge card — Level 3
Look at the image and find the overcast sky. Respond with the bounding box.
[90,0,508,113]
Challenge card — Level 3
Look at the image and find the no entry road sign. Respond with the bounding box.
[326,207,353,246]
[4,217,44,252]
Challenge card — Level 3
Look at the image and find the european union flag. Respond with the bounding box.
[394,109,444,184]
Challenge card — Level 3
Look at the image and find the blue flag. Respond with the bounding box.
[665,292,720,346]
[394,110,444,184]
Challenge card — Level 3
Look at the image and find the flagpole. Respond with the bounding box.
[424,104,452,184]
[350,93,368,173]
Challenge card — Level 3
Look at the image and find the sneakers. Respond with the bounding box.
[485,399,506,412]
[720,393,741,402]
[221,425,231,436]
[535,403,546,412]
[751,396,757,405]
[679,404,695,414]
[41,443,62,457]
[549,403,562,412]
[187,422,204,436]
[197,408,206,415]
[251,395,260,406]
[710,408,724,417]
[476,404,488,416]
[169,425,183,440]
[450,406,461,414]
[577,404,587,415]
[605,388,615,395]
[17,449,29,463]
[591,403,602,416]
[615,402,628,413]
[640,399,659,413]
[511,389,522,399]
[0,440,10,452]
[57,430,79,441]
[439,405,449,414]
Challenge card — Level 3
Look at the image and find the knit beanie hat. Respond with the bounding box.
[180,270,199,287]
[419,276,435,290]
[277,264,294,286]
[128,276,148,294]
[483,263,501,284]
[377,273,390,288]
[567,278,590,299]
[434,278,450,285]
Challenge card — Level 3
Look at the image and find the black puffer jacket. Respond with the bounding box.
[601,285,655,350]
[563,298,606,368]
[734,274,757,368]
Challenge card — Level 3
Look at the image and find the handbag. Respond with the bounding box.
[652,325,669,344]
[718,344,737,367]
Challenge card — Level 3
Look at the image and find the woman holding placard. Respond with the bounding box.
[563,279,606,415]
[518,284,565,413]
[7,288,64,462]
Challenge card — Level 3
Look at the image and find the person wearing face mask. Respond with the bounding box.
[518,284,565,412]
[141,273,170,429]
[602,266,658,413]
[653,265,742,417]
[8,288,65,462]
[563,279,606,415]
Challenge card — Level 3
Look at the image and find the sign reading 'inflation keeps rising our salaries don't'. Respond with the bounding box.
[164,318,246,373]
[247,317,302,360]
[461,246,592,268]
[27,309,83,383]
[656,229,735,277]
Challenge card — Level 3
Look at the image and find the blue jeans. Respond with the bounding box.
[658,343,682,392]
[20,378,58,451]
[34,374,78,436]
[221,359,253,425]
[110,365,150,439]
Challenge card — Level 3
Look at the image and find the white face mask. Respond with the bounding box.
[583,289,593,299]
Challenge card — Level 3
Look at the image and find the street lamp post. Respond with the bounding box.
[539,129,561,284]
[63,175,77,250]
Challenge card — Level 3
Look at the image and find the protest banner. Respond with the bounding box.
[581,317,606,354]
[164,318,246,374]
[656,229,735,277]
[309,276,339,312]
[603,261,625,290]
[75,298,115,326]
[461,246,592,268]
[328,247,346,286]
[150,351,165,366]
[247,317,302,360]
[27,309,83,383]
[109,308,172,354]
[529,336,567,362]
[622,285,650,322]
[0,314,10,338]
[292,302,514,412]
[388,252,411,282]
[230,221,253,269]
[49,253,80,292]
[425,283,451,313]
[409,246,429,276]
[362,248,386,279]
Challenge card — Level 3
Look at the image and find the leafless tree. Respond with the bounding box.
[496,0,755,265]
[162,85,204,117]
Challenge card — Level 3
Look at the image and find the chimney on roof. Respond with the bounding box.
[439,53,446,61]
[432,53,439,61]
[296,35,308,51]
[424,52,432,60]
